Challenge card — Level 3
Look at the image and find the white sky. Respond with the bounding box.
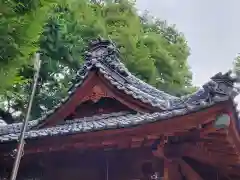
[136,0,240,87]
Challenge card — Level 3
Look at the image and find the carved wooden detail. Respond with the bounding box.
[82,85,111,103]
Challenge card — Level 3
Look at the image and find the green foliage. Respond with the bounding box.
[0,0,196,122]
[233,55,240,73]
[0,0,59,92]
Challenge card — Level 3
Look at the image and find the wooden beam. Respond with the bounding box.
[152,141,240,176]
[130,137,144,148]
[183,143,240,177]
[178,159,203,180]
[178,143,237,166]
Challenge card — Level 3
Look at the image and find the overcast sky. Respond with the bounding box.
[136,0,240,86]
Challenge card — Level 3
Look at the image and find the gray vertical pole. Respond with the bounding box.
[10,53,41,180]
[106,157,109,180]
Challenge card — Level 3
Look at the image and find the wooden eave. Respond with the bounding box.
[0,102,231,155]
[39,70,159,128]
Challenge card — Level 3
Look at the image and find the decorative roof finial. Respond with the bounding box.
[183,70,240,107]
[84,37,120,63]
[210,70,236,87]
[77,38,128,80]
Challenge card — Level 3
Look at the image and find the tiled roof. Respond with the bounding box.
[0,38,239,143]
[0,120,39,137]
[72,38,178,109]
[0,101,221,143]
[30,38,238,127]
[18,38,181,129]
[0,119,7,126]
[0,78,239,143]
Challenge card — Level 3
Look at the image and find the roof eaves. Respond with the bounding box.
[0,100,225,143]
[1,70,239,143]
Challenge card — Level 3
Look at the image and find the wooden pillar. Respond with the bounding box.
[163,159,182,180]
[152,143,182,180]
[178,159,203,180]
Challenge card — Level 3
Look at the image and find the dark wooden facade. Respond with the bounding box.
[0,38,240,180]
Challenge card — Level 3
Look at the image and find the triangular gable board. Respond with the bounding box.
[33,38,181,128]
[64,85,134,120]
[40,72,146,128]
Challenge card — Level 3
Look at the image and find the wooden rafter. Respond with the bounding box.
[183,143,240,177]
[181,143,237,166]
[152,137,240,179]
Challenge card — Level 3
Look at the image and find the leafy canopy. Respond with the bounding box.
[0,0,60,92]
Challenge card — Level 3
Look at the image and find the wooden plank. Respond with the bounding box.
[183,143,240,168]
[130,137,144,148]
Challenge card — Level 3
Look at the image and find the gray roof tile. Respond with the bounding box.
[0,108,196,142]
[0,96,234,143]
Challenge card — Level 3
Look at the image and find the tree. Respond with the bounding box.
[0,0,60,93]
[0,0,196,123]
[234,55,240,73]
[0,0,63,123]
[139,11,195,95]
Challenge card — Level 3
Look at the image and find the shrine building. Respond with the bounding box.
[0,38,240,180]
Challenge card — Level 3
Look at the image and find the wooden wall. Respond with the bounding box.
[8,148,163,180]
